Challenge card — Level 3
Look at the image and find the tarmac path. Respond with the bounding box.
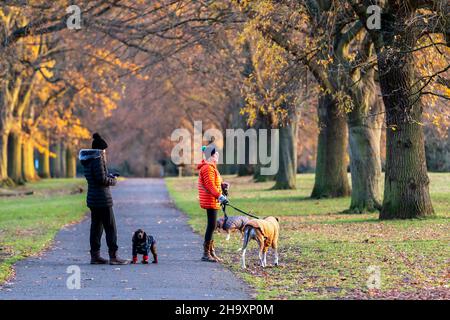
[0,179,251,300]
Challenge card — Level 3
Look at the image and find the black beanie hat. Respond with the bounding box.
[92,133,108,150]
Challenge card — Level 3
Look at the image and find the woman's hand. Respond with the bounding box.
[218,195,229,205]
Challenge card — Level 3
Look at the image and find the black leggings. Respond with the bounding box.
[204,209,218,242]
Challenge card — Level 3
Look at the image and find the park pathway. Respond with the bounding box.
[0,179,251,300]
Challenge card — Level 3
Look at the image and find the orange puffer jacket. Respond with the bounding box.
[197,159,222,209]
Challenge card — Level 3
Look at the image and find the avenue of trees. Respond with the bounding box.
[0,1,448,220]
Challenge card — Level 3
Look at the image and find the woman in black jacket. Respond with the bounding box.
[79,133,128,265]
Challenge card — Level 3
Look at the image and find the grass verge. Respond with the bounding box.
[165,173,450,300]
[0,179,87,284]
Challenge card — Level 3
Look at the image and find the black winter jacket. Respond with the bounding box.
[79,149,116,208]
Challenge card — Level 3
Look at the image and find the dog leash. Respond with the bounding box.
[225,202,260,219]
[199,181,260,220]
[220,203,229,226]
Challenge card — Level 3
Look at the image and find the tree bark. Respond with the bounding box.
[273,112,298,190]
[238,164,254,176]
[348,120,383,212]
[22,137,38,181]
[253,165,275,182]
[311,94,351,198]
[346,76,384,213]
[235,41,256,177]
[238,140,254,177]
[60,142,67,177]
[7,130,24,184]
[66,148,76,178]
[0,132,12,186]
[222,98,243,175]
[377,54,434,219]
[38,148,51,179]
[381,122,434,219]
[253,122,275,182]
[375,11,434,219]
[50,142,62,177]
[0,99,13,186]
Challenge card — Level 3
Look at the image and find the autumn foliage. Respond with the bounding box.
[0,1,448,220]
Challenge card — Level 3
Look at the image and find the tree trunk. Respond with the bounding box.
[376,18,434,219]
[273,112,298,190]
[7,130,24,184]
[220,132,232,174]
[378,63,434,218]
[0,132,13,186]
[346,72,384,213]
[221,102,239,175]
[237,139,254,176]
[348,122,382,212]
[234,41,256,176]
[253,165,275,182]
[381,122,434,219]
[60,142,67,177]
[22,137,38,181]
[38,148,51,179]
[66,148,77,178]
[253,122,275,182]
[238,163,254,176]
[50,142,62,177]
[311,94,350,198]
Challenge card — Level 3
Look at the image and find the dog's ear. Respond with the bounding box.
[143,231,147,238]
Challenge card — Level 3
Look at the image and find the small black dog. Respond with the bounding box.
[131,229,158,264]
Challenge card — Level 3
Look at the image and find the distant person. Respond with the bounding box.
[197,144,228,262]
[79,133,128,265]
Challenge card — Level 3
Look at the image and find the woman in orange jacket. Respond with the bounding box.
[197,144,228,262]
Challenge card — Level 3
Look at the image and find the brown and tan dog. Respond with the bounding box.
[241,216,280,268]
[216,216,250,241]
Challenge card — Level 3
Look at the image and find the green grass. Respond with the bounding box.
[17,178,85,193]
[0,179,87,284]
[165,173,450,300]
